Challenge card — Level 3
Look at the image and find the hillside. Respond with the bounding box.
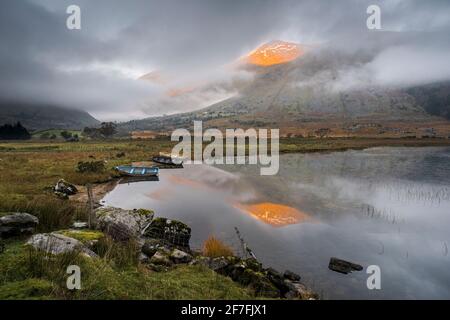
[0,103,100,131]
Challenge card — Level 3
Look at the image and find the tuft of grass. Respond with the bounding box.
[94,235,140,269]
[203,236,234,258]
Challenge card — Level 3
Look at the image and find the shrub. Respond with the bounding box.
[76,160,106,173]
[202,236,234,258]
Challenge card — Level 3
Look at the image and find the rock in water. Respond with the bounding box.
[328,257,363,274]
[95,207,154,241]
[144,217,191,249]
[54,179,78,196]
[27,233,97,257]
[0,213,39,238]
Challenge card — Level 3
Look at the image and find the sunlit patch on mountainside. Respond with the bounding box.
[244,40,304,66]
[234,202,312,227]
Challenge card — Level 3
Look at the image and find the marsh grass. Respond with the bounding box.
[0,196,87,232]
[203,236,234,258]
[94,236,140,269]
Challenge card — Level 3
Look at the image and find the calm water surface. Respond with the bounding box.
[103,147,450,299]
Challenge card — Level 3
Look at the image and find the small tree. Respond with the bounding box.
[99,122,117,138]
[60,131,72,140]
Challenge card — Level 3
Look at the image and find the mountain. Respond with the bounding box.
[121,40,450,136]
[0,103,100,131]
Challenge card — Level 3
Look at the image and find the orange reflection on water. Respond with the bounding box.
[235,202,312,227]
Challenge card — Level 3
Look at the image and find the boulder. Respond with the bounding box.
[144,217,191,248]
[170,249,193,264]
[284,280,317,300]
[266,267,290,295]
[283,270,301,281]
[240,269,280,298]
[27,233,97,258]
[142,238,169,257]
[95,207,154,241]
[54,179,78,196]
[190,256,238,271]
[0,213,39,239]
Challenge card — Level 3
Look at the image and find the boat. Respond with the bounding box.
[115,165,159,177]
[152,153,183,167]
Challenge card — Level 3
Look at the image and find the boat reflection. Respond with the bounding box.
[119,176,160,184]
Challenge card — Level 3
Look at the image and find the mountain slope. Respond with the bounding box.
[0,103,100,131]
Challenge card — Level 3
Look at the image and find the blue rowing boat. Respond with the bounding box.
[115,165,159,177]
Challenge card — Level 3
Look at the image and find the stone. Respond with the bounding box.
[72,221,88,229]
[240,269,280,298]
[0,213,39,239]
[284,280,317,300]
[139,253,149,263]
[144,217,191,248]
[150,250,173,266]
[170,249,193,264]
[27,233,97,258]
[266,268,290,295]
[283,270,301,281]
[328,257,363,274]
[54,179,78,196]
[142,238,169,257]
[95,207,154,241]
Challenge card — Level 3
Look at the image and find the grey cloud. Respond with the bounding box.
[1,0,450,120]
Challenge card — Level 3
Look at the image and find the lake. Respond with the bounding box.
[102,146,450,299]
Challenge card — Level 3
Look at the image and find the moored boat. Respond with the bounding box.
[152,153,183,166]
[115,165,159,177]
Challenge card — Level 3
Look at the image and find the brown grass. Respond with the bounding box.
[202,236,234,258]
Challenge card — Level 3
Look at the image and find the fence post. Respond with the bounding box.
[86,183,95,229]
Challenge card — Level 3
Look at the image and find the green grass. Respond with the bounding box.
[0,240,254,300]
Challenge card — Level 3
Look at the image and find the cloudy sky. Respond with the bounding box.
[0,0,449,121]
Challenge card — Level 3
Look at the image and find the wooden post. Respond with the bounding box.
[234,226,257,260]
[86,183,95,229]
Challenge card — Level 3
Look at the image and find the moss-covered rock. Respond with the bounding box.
[0,213,39,239]
[144,217,191,248]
